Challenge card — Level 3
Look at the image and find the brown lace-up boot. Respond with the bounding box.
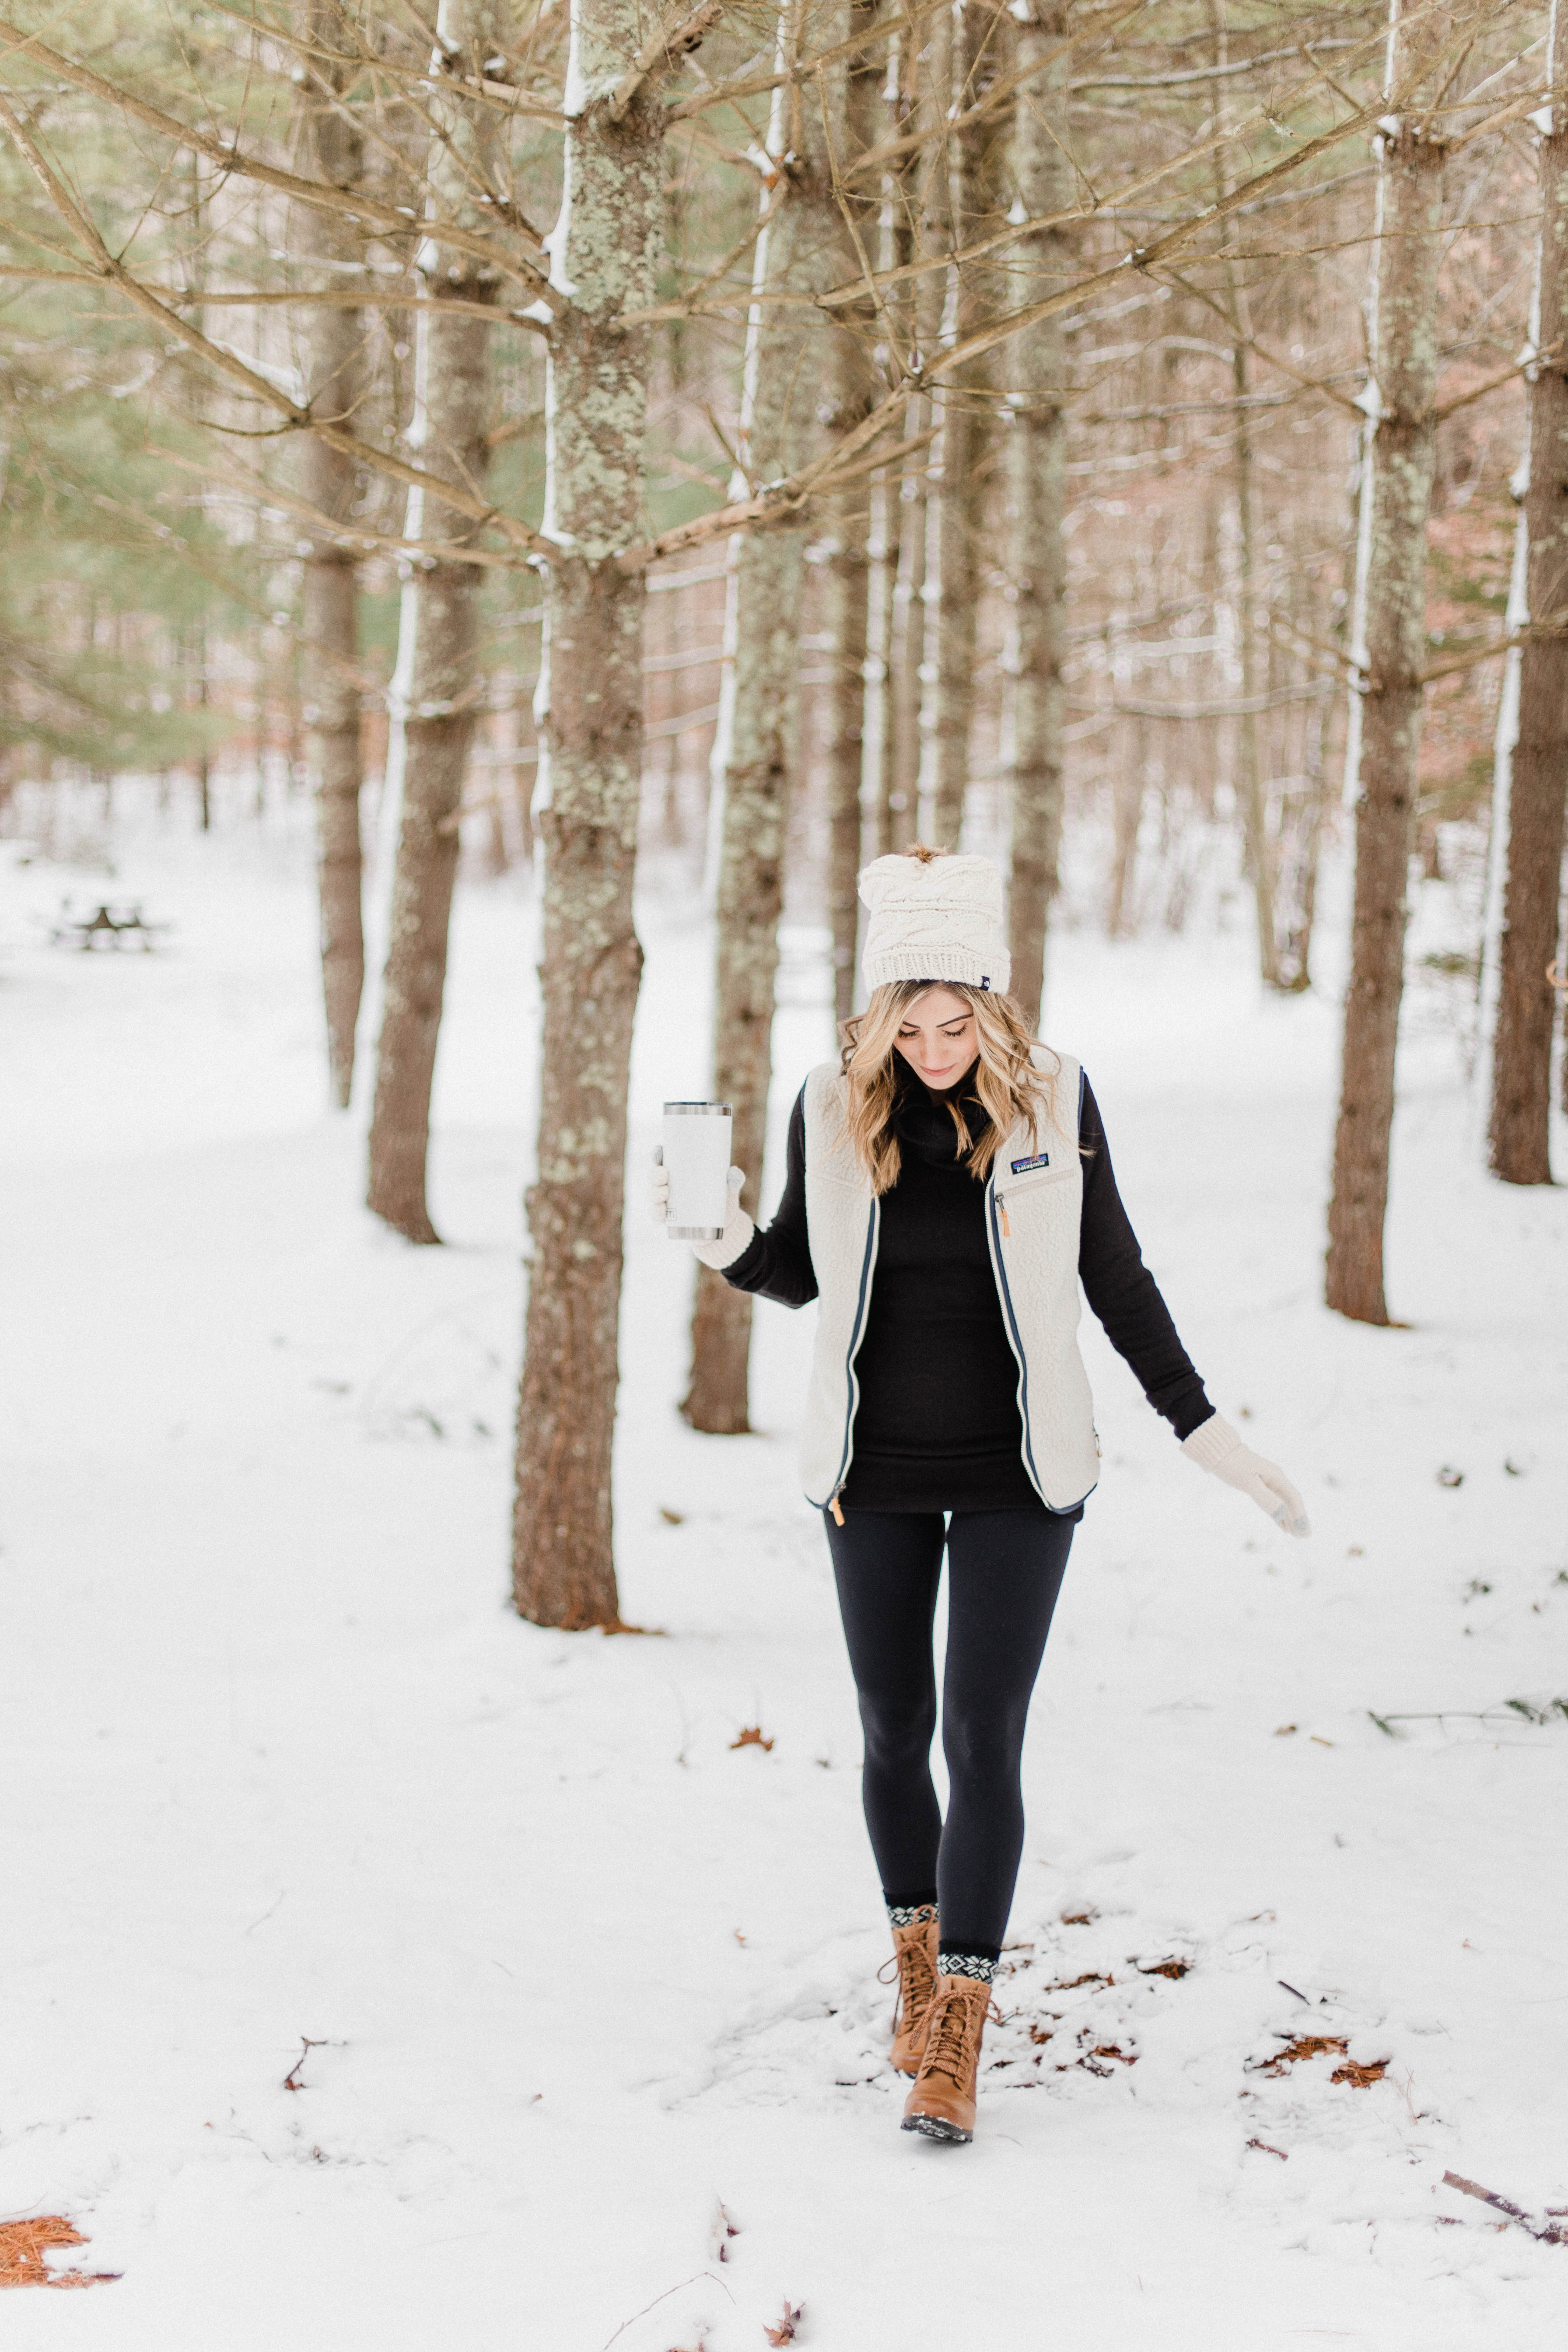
[884,1910,940,2075]
[900,1971,995,2142]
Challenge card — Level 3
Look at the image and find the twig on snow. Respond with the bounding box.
[283,2036,328,2092]
[1442,2172,1568,2245]
[601,2270,733,2350]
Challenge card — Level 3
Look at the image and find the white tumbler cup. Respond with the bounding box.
[662,1101,733,1240]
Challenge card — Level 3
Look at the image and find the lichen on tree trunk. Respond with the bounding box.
[1326,56,1446,1326]
[512,0,662,1624]
[1490,6,1568,1187]
[367,0,504,1242]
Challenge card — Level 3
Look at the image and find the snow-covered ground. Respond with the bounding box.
[2,793,1565,2349]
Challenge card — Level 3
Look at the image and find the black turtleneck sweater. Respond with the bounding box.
[720,1064,1213,1514]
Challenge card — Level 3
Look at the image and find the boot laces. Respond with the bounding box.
[924,1979,991,2078]
[880,1925,937,2024]
[904,1942,934,2025]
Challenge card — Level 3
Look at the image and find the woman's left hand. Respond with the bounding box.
[1182,1413,1310,1537]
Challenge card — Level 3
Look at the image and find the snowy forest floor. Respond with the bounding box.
[2,799,1566,2350]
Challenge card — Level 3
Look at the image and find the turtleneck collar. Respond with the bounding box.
[891,1057,991,1171]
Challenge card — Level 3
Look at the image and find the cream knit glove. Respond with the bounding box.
[650,1149,756,1270]
[1182,1413,1310,1538]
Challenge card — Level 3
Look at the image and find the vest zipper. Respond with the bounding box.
[986,1174,1046,1505]
[827,1196,880,1513]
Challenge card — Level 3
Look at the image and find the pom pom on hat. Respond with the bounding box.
[858,848,1010,996]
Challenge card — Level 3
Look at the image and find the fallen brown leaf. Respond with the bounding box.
[1331,2056,1388,2088]
[730,1727,774,1752]
[1136,1958,1191,1980]
[764,2298,804,2344]
[1255,2034,1348,2076]
[0,2217,118,2290]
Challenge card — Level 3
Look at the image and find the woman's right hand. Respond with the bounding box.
[651,1148,755,1270]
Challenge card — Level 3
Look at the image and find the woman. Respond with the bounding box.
[654,847,1308,2145]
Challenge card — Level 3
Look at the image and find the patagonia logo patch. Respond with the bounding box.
[1010,1151,1051,1174]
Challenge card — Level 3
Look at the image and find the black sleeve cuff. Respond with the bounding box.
[1167,1392,1216,1442]
[721,1227,768,1290]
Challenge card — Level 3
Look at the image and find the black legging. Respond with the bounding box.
[825,1508,1073,1952]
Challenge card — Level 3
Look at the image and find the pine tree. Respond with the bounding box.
[683,0,857,1438]
[293,2,368,1111]
[511,0,665,1626]
[1489,0,1568,1187]
[1326,13,1450,1327]
[1002,0,1071,1027]
[367,0,508,1241]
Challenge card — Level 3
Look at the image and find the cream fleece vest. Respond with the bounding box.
[798,1055,1100,1514]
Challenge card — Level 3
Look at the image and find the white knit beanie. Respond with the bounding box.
[858,851,1011,996]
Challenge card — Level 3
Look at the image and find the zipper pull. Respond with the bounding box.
[998,1198,1010,1238]
[830,1496,845,1526]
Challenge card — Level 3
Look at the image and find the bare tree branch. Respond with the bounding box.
[1435,337,1562,421]
[0,264,551,331]
[821,0,1467,304]
[619,63,1415,572]
[203,0,565,118]
[664,0,946,123]
[0,12,562,306]
[153,440,533,572]
[608,0,725,122]
[1155,266,1366,417]
[0,87,554,558]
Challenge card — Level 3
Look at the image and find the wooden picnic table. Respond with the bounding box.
[50,902,173,952]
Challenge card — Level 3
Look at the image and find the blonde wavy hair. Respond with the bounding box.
[838,980,1059,1195]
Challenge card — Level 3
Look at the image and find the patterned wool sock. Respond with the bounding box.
[937,1942,1000,1985]
[884,1889,938,1929]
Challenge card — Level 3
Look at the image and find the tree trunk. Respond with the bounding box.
[684,0,853,1436]
[869,34,914,865]
[1490,14,1568,1186]
[823,8,880,1026]
[192,627,211,831]
[824,485,871,1025]
[869,454,902,858]
[293,2,365,1110]
[511,0,663,1626]
[923,3,986,852]
[1207,0,1278,988]
[883,44,928,856]
[367,0,503,1241]
[1106,722,1143,938]
[1003,0,1071,1027]
[1326,53,1446,1325]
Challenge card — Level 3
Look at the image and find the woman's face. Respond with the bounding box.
[892,987,977,1092]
